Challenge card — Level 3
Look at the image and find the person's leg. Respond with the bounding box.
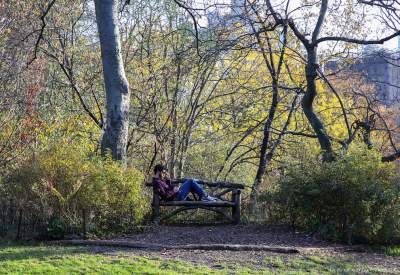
[188,179,207,199]
[176,180,191,201]
[177,179,206,200]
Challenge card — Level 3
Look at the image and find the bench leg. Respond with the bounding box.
[232,190,241,224]
[152,190,160,224]
[152,205,160,225]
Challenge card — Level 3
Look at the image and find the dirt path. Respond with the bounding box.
[79,225,400,273]
[116,225,332,248]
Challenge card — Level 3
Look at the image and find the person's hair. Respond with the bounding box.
[154,164,166,175]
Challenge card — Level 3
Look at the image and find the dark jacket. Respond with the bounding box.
[152,177,178,200]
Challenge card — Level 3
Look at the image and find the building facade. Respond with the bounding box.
[326,47,400,105]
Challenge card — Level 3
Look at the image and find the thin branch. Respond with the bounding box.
[27,0,57,66]
[311,0,328,43]
[173,0,201,56]
[316,31,400,45]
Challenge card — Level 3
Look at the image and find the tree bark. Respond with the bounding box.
[95,0,130,161]
[250,78,278,211]
[302,46,334,162]
[177,131,191,178]
[169,108,177,178]
[168,59,181,178]
[300,0,334,162]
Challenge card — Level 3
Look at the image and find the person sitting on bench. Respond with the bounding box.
[152,164,217,202]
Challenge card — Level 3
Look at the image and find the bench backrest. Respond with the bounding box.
[145,178,245,189]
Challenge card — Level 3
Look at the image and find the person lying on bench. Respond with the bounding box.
[152,164,218,202]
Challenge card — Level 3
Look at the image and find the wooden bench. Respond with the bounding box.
[146,179,244,224]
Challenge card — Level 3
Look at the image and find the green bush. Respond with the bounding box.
[45,215,78,240]
[79,157,147,233]
[270,145,400,244]
[3,142,147,238]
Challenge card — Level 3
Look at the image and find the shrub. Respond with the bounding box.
[2,142,147,238]
[78,157,146,233]
[45,215,78,240]
[270,145,400,244]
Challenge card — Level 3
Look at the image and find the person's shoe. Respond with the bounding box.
[201,195,217,202]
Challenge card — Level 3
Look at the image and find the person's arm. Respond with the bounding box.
[153,179,168,196]
[164,171,171,181]
[164,172,174,186]
[164,173,180,194]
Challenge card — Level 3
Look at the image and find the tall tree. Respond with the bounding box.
[94,0,130,161]
[264,0,400,161]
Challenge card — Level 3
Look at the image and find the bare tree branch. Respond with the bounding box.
[27,0,57,66]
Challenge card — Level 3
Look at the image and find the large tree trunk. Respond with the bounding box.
[302,47,334,162]
[95,0,130,161]
[169,108,177,178]
[249,78,278,214]
[177,132,191,179]
[168,60,181,178]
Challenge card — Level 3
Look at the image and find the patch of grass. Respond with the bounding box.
[0,245,219,275]
[265,256,285,268]
[264,255,390,275]
[284,256,356,274]
[369,245,400,257]
[0,244,396,274]
[384,246,400,257]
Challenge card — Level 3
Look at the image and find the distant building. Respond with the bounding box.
[206,0,255,30]
[325,46,400,105]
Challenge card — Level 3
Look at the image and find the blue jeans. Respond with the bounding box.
[177,179,206,201]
